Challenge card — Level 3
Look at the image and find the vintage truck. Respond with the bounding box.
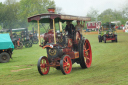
[0,33,14,63]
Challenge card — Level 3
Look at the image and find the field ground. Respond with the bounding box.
[0,32,128,85]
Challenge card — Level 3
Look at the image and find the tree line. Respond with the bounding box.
[0,0,55,29]
[86,1,128,26]
[0,0,128,30]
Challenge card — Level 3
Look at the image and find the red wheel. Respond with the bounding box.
[37,56,50,75]
[79,39,92,68]
[60,55,72,75]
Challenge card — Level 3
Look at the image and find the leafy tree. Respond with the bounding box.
[0,0,55,29]
[0,0,20,29]
[86,7,99,21]
[19,0,55,29]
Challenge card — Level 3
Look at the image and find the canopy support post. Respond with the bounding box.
[53,19,56,44]
[37,20,41,46]
[59,21,62,32]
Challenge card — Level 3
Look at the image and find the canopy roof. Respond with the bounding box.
[11,28,27,32]
[102,22,116,26]
[0,29,10,33]
[28,13,91,23]
[0,33,14,50]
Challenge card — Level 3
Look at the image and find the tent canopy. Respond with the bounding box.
[0,33,14,51]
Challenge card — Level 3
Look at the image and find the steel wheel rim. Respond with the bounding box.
[63,56,72,74]
[2,55,7,60]
[40,57,49,75]
[83,40,92,68]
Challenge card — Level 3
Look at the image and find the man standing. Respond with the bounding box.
[75,20,85,37]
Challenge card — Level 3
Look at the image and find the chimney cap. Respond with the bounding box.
[48,8,55,13]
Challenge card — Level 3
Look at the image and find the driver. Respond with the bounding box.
[65,21,75,37]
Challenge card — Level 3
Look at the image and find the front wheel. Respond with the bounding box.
[15,41,23,49]
[37,56,50,75]
[33,38,38,44]
[60,55,72,75]
[115,36,117,42]
[0,52,10,63]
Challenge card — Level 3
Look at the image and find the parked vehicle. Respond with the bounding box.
[11,32,23,49]
[28,8,92,75]
[98,22,117,43]
[87,21,101,31]
[10,28,32,48]
[29,28,38,44]
[0,33,14,63]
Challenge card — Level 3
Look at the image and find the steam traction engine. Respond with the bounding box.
[28,8,92,75]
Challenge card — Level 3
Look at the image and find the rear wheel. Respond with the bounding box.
[0,52,10,63]
[115,36,117,42]
[37,56,50,75]
[15,41,23,49]
[104,36,106,43]
[78,39,92,68]
[33,38,38,44]
[25,41,32,48]
[60,55,72,75]
[29,41,33,47]
[98,35,102,42]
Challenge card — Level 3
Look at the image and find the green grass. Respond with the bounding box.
[0,33,128,85]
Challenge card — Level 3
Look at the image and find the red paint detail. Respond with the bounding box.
[68,39,73,47]
[66,51,76,59]
[84,39,92,68]
[42,45,53,49]
[40,57,49,75]
[87,21,101,29]
[63,48,72,53]
[44,30,55,43]
[106,38,115,40]
[48,8,55,13]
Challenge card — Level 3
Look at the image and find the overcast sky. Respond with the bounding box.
[0,0,127,16]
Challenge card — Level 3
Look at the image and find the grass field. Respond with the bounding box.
[0,32,128,85]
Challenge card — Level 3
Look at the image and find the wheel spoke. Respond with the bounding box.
[67,58,69,63]
[43,59,45,64]
[64,60,67,63]
[85,49,89,51]
[65,67,68,72]
[44,68,45,72]
[85,56,90,60]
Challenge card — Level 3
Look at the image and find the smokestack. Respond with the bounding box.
[48,8,55,13]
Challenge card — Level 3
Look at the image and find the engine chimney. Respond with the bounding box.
[48,8,55,13]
